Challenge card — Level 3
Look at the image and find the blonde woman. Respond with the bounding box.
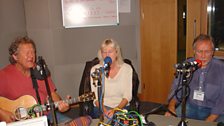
[90,39,133,118]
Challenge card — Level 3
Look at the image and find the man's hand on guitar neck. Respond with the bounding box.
[52,93,70,113]
[0,108,16,123]
[57,100,70,112]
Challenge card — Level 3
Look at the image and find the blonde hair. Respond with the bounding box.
[97,39,124,65]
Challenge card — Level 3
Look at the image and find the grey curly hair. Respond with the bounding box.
[8,36,36,64]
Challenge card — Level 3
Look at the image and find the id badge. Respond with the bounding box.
[193,90,204,101]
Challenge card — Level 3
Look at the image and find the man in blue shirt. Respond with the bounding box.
[165,34,224,122]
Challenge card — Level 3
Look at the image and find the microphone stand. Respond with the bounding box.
[92,58,111,124]
[97,67,104,122]
[177,68,190,126]
[38,56,58,126]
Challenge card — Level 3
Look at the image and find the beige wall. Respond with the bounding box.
[0,0,27,67]
[0,0,141,98]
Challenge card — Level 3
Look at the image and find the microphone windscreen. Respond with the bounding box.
[195,59,202,68]
[104,56,112,64]
[32,56,51,80]
[32,66,50,80]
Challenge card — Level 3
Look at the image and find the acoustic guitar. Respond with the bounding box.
[0,92,95,120]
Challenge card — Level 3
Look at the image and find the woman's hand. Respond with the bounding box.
[104,109,115,118]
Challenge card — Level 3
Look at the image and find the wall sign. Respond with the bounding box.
[61,0,119,28]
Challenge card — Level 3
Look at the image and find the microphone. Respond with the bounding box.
[33,56,50,80]
[91,57,112,80]
[103,56,112,69]
[103,56,112,77]
[175,59,202,71]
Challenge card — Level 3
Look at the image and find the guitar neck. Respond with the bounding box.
[34,92,95,112]
[54,97,80,108]
[39,97,80,111]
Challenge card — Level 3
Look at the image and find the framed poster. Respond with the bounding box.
[61,0,119,28]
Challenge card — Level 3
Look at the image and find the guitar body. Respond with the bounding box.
[0,95,37,114]
[0,92,95,120]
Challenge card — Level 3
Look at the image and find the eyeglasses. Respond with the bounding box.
[195,50,213,55]
[101,50,115,54]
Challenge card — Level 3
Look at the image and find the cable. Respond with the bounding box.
[164,68,194,118]
[128,111,143,126]
[99,108,141,126]
[28,104,43,118]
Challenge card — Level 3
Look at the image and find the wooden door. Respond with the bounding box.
[186,0,208,58]
[140,0,177,103]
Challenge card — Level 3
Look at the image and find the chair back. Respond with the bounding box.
[78,57,140,116]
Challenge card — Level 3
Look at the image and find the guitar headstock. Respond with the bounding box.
[79,92,96,102]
